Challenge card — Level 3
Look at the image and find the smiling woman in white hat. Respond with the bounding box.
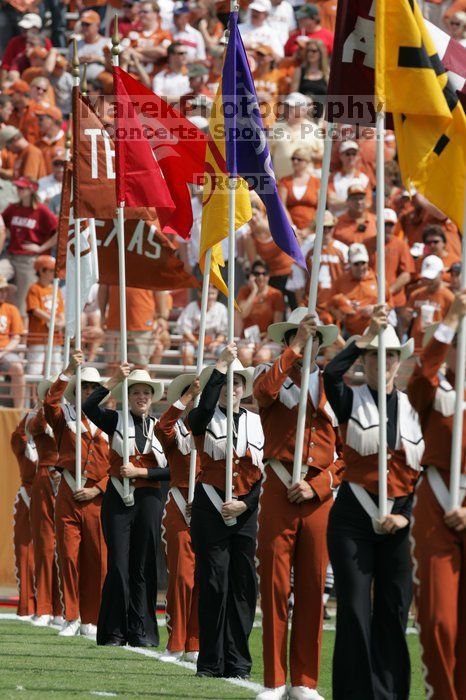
[323,305,424,699]
[43,351,109,639]
[188,343,264,680]
[253,308,340,700]
[82,361,168,648]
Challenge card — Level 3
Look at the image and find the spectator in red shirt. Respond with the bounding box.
[1,175,57,316]
[284,4,334,57]
[0,276,25,408]
[236,259,285,366]
[0,14,52,86]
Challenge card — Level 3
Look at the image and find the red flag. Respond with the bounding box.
[113,67,208,239]
[113,71,175,225]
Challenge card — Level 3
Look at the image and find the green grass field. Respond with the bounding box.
[0,611,426,699]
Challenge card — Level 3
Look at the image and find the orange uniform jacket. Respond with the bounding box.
[155,403,199,489]
[11,415,37,490]
[407,335,466,474]
[44,377,109,490]
[26,408,58,467]
[253,346,343,501]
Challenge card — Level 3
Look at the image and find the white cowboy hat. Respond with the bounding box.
[37,375,58,401]
[199,360,254,398]
[346,324,414,362]
[111,369,164,403]
[267,307,338,348]
[64,367,106,404]
[166,372,197,405]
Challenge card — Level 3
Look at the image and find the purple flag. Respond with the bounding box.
[221,12,306,269]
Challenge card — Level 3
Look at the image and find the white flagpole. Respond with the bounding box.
[44,277,59,379]
[72,41,82,489]
[187,247,212,506]
[225,176,236,526]
[112,24,131,503]
[449,193,466,509]
[375,108,388,518]
[292,122,335,485]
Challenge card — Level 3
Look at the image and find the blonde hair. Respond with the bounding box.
[304,39,330,80]
[291,146,313,162]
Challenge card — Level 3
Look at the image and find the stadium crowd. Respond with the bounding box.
[3,2,466,700]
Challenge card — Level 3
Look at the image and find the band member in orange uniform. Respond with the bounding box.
[408,290,466,700]
[188,344,264,680]
[83,365,169,648]
[26,386,62,627]
[11,414,37,619]
[253,309,342,700]
[324,307,424,700]
[43,352,109,638]
[156,373,201,663]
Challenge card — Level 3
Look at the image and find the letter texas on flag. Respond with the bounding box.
[57,163,199,291]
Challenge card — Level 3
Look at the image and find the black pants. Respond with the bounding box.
[327,482,412,700]
[97,481,163,646]
[190,483,257,677]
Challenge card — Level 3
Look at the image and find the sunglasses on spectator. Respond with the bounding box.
[342,150,357,156]
[450,20,461,25]
[39,268,52,273]
[307,48,320,53]
[253,270,267,277]
[426,239,442,245]
[351,261,367,266]
[139,9,153,13]
[174,51,187,55]
[291,156,307,162]
[34,86,48,92]
[80,21,93,26]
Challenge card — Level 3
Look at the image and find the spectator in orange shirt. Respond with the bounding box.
[26,255,64,376]
[330,242,391,338]
[278,146,320,231]
[34,106,65,175]
[0,127,46,182]
[333,183,377,248]
[0,276,25,408]
[6,79,41,145]
[236,259,285,366]
[126,0,172,75]
[369,207,414,309]
[253,45,286,128]
[415,225,461,284]
[407,255,455,352]
[449,262,462,292]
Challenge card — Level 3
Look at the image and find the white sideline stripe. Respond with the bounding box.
[0,614,264,695]
[0,612,419,635]
[90,693,117,697]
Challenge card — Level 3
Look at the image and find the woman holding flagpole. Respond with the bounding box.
[408,289,466,700]
[82,363,169,648]
[188,343,264,679]
[323,306,424,700]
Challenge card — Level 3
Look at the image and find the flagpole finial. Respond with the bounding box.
[112,15,120,58]
[65,125,71,151]
[81,64,88,97]
[72,38,80,79]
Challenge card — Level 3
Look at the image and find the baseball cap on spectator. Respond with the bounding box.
[18,13,42,30]
[339,140,358,154]
[255,45,274,56]
[296,4,319,20]
[347,183,366,197]
[0,126,21,148]
[34,105,63,121]
[34,255,55,272]
[54,55,67,69]
[249,0,272,12]
[6,80,30,94]
[420,255,444,280]
[283,92,310,108]
[323,210,337,227]
[450,262,462,275]
[348,243,369,264]
[51,147,66,163]
[384,208,398,224]
[80,10,101,24]
[0,276,14,290]
[13,176,39,191]
[174,4,190,15]
[188,64,209,78]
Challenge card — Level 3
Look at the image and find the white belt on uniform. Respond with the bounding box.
[63,469,85,492]
[169,486,190,525]
[348,482,395,535]
[267,458,305,487]
[426,466,466,512]
[111,476,135,507]
[19,486,30,508]
[202,483,237,526]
